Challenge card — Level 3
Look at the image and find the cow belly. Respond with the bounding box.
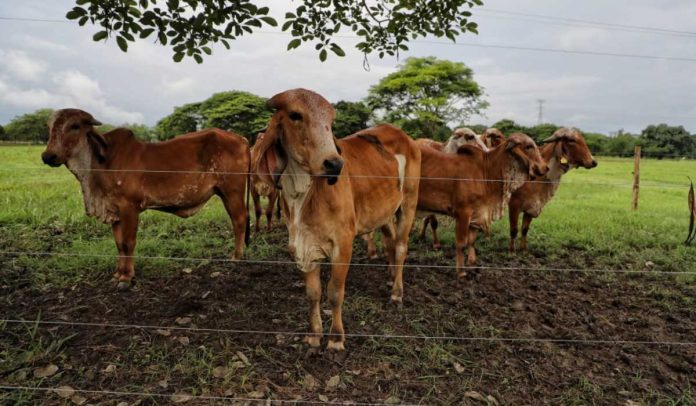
[355,192,402,235]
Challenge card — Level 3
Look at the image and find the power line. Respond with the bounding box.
[478,8,696,38]
[3,16,696,63]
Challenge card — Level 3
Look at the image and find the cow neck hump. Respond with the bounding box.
[485,147,527,220]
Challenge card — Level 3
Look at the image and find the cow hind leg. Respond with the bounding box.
[454,213,472,279]
[509,207,521,253]
[220,190,248,260]
[520,213,534,252]
[362,231,379,259]
[418,216,430,241]
[265,191,277,230]
[466,229,479,267]
[430,215,441,250]
[252,190,262,233]
[112,207,139,290]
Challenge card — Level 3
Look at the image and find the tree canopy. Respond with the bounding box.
[155,91,270,140]
[367,57,487,139]
[66,0,482,63]
[3,109,54,144]
[333,101,371,138]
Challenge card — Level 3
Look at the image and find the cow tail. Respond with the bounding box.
[245,147,252,246]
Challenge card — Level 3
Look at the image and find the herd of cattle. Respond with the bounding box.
[40,88,597,351]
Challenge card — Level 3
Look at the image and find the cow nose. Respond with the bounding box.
[591,159,598,168]
[323,158,344,175]
[41,152,59,167]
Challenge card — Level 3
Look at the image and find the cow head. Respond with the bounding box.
[481,128,506,149]
[504,132,549,178]
[542,127,597,170]
[41,109,104,167]
[446,127,488,152]
[254,89,342,187]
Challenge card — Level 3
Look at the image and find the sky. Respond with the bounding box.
[1,0,696,134]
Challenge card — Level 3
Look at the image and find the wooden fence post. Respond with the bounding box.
[632,145,641,210]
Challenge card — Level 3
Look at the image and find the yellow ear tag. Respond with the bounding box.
[560,156,568,165]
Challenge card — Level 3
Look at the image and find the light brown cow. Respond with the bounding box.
[508,127,597,252]
[253,89,420,352]
[250,133,281,232]
[418,133,548,276]
[481,128,506,149]
[41,109,250,289]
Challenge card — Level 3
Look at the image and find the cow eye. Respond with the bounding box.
[70,124,80,130]
[289,111,302,121]
[526,145,533,150]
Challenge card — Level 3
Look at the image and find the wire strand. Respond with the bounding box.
[1,319,694,346]
[0,166,690,188]
[0,385,399,405]
[0,250,689,275]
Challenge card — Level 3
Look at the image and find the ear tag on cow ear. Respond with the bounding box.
[560,156,568,165]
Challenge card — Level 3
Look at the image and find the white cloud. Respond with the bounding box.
[0,50,46,81]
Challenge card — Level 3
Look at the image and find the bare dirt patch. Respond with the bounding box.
[1,236,695,405]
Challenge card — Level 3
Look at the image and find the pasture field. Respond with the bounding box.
[1,145,695,404]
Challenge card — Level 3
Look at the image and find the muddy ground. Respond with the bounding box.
[1,232,695,405]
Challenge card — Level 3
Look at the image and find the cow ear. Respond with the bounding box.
[86,130,108,163]
[252,118,287,187]
[505,139,518,151]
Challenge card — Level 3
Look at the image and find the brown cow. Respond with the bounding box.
[41,109,250,289]
[508,127,597,252]
[481,128,506,149]
[250,133,282,232]
[414,128,489,250]
[418,133,548,277]
[253,89,420,352]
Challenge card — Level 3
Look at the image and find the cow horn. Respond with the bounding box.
[506,139,518,151]
[90,117,102,126]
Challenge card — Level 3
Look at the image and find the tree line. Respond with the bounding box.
[2,57,695,159]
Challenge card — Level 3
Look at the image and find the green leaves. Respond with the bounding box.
[68,0,482,63]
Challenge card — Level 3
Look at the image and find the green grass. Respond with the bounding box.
[1,146,695,287]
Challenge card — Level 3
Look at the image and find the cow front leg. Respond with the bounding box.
[362,232,378,259]
[327,245,352,351]
[303,264,322,349]
[112,206,139,290]
[520,213,534,252]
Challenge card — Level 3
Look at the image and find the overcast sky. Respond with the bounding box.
[1,0,696,134]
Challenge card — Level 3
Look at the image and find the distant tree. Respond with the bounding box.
[492,119,525,135]
[367,57,487,139]
[66,1,482,63]
[200,91,270,137]
[0,124,6,141]
[332,100,371,138]
[582,132,608,155]
[155,102,203,140]
[4,109,54,143]
[605,132,639,156]
[526,123,560,144]
[640,124,695,158]
[155,91,270,140]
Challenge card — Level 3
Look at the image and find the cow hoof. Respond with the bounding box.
[368,253,379,260]
[457,271,468,279]
[326,339,345,351]
[116,281,131,291]
[303,335,321,348]
[432,243,442,250]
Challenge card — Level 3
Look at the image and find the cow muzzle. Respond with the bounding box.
[322,158,344,185]
[41,151,62,167]
[532,163,549,178]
